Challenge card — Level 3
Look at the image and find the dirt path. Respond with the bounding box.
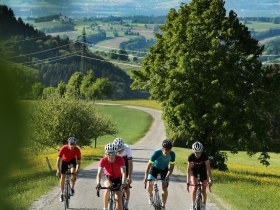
[29,105,225,210]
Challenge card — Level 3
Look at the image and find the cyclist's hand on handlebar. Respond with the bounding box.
[208,179,213,186]
[186,182,190,192]
[56,170,61,178]
[121,184,126,191]
[96,183,101,191]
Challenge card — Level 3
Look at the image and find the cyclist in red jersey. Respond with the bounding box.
[96,143,126,210]
[56,137,81,202]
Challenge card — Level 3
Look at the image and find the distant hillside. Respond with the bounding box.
[3,0,280,18]
[0,5,147,99]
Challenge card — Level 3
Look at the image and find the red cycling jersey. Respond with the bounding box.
[58,145,81,162]
[99,155,125,179]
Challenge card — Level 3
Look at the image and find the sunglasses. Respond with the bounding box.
[106,152,116,157]
[69,143,76,146]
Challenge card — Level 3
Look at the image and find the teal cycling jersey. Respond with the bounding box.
[149,148,176,170]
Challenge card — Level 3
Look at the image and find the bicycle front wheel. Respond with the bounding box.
[108,196,116,210]
[153,191,162,210]
[195,194,202,210]
[64,180,71,209]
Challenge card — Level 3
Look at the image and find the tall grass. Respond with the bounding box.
[8,102,153,210]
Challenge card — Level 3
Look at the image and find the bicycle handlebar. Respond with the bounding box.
[96,185,132,197]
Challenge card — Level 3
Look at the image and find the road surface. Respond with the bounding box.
[29,105,224,210]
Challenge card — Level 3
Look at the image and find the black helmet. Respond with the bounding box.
[162,139,173,149]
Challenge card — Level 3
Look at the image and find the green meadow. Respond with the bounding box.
[7,100,280,210]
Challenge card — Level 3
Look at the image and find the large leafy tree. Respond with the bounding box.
[29,97,117,151]
[131,0,280,170]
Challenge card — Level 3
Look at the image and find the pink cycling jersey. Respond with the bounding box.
[99,155,125,179]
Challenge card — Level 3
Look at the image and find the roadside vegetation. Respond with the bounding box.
[6,101,152,210]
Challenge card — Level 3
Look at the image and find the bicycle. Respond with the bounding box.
[97,184,128,210]
[145,178,167,210]
[188,174,211,210]
[63,168,75,210]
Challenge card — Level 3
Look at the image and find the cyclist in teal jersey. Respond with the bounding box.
[144,139,176,210]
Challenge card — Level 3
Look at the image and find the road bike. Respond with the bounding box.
[97,184,128,210]
[63,169,74,210]
[188,174,211,210]
[145,178,167,210]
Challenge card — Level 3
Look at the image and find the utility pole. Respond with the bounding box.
[81,26,86,75]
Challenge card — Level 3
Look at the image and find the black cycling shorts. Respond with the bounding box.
[105,175,122,187]
[149,166,168,179]
[61,158,77,174]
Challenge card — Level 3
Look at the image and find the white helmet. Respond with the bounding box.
[105,143,117,154]
[113,137,125,152]
[192,141,203,152]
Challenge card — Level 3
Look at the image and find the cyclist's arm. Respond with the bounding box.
[205,160,212,182]
[127,159,133,181]
[166,163,175,179]
[144,161,153,180]
[76,158,81,173]
[120,166,127,185]
[96,166,103,185]
[186,161,191,183]
[56,156,62,174]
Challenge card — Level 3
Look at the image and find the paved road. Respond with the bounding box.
[29,105,222,210]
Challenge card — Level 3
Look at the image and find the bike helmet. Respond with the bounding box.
[105,143,117,154]
[192,141,203,152]
[113,137,125,152]
[162,139,173,149]
[68,137,78,144]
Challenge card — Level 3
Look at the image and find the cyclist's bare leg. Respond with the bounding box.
[146,181,154,196]
[115,190,123,210]
[190,176,197,204]
[70,167,76,189]
[103,180,111,209]
[124,188,130,205]
[202,185,207,205]
[60,174,66,194]
[161,182,168,208]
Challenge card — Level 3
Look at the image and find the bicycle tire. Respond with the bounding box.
[108,192,116,210]
[195,194,202,210]
[122,195,126,210]
[153,191,162,210]
[64,180,69,210]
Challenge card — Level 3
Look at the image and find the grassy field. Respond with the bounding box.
[7,102,153,210]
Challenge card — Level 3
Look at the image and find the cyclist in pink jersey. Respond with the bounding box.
[56,137,81,202]
[96,143,126,210]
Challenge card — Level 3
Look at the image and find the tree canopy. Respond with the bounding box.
[131,0,280,170]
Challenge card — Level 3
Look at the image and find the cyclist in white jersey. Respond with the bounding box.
[113,138,133,210]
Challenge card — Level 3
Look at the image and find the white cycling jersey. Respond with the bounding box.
[118,144,132,159]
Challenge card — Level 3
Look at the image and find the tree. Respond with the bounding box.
[29,97,117,151]
[131,0,280,170]
[32,82,44,99]
[57,81,66,98]
[66,71,83,98]
[80,70,95,99]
